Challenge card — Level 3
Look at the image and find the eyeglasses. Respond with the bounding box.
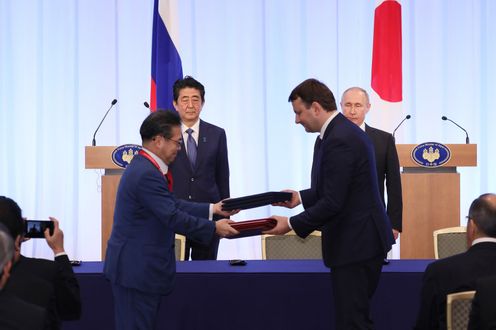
[164,136,183,147]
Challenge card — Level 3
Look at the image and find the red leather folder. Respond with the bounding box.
[226,218,277,239]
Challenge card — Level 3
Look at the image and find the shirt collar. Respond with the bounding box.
[182,120,200,134]
[319,111,339,140]
[141,147,169,175]
[472,237,496,246]
[360,122,366,131]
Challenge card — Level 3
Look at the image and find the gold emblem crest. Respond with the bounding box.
[422,146,440,163]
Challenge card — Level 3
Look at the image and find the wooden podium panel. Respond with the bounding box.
[101,175,121,258]
[400,173,460,259]
[397,144,476,259]
[85,146,124,259]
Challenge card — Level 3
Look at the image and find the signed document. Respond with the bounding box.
[226,218,277,239]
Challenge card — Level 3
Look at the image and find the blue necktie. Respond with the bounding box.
[186,128,197,168]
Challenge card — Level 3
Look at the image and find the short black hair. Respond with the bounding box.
[288,78,337,112]
[0,196,24,240]
[140,110,181,142]
[173,76,205,103]
[469,193,496,237]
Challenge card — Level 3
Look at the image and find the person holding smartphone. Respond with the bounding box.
[0,196,81,329]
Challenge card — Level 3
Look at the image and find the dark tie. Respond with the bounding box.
[311,137,323,189]
[186,128,197,168]
[165,170,173,192]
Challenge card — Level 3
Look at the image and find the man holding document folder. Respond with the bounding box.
[104,110,238,330]
[265,79,394,330]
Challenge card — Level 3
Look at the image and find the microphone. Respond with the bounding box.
[143,101,150,109]
[92,99,118,146]
[392,115,411,138]
[442,116,470,144]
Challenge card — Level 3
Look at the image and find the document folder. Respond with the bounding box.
[227,218,277,239]
[222,192,292,211]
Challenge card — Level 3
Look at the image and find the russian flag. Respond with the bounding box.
[370,0,404,134]
[150,0,183,112]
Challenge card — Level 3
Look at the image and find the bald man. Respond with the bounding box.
[341,87,403,240]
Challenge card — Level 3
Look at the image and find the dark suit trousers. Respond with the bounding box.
[185,236,220,260]
[331,254,384,329]
[112,283,161,330]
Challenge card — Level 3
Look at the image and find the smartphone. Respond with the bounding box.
[24,220,54,238]
[229,259,247,266]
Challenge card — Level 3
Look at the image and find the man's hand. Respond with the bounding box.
[393,229,400,241]
[263,215,291,235]
[44,217,65,255]
[213,200,240,217]
[215,219,239,238]
[272,190,301,209]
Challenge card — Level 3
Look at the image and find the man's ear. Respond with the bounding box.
[15,235,21,252]
[466,218,477,245]
[311,101,323,115]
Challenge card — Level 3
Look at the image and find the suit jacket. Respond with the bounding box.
[170,120,230,204]
[103,153,216,295]
[5,254,81,329]
[468,275,496,330]
[365,124,403,231]
[414,242,496,330]
[0,290,46,330]
[290,113,394,268]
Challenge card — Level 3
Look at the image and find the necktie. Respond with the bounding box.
[165,170,173,192]
[186,128,197,168]
[311,137,323,189]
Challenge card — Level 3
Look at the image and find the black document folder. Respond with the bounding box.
[222,191,292,211]
[226,218,277,239]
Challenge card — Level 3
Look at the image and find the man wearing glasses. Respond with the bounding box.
[170,76,231,261]
[104,110,238,330]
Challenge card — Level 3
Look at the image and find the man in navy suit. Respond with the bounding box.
[340,87,403,240]
[414,193,496,330]
[469,275,496,329]
[267,79,394,329]
[170,76,230,260]
[104,110,238,330]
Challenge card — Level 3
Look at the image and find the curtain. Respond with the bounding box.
[1,0,495,260]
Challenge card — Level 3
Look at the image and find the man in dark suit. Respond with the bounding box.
[0,196,81,329]
[267,79,394,329]
[0,224,46,330]
[414,193,496,329]
[170,76,230,260]
[468,275,496,329]
[341,87,402,240]
[104,110,238,330]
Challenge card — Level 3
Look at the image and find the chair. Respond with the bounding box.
[446,290,475,330]
[261,230,322,260]
[433,226,467,259]
[175,234,186,261]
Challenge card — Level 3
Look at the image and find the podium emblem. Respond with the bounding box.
[112,144,142,168]
[411,142,451,168]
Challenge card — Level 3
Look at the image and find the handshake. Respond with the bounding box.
[212,191,298,239]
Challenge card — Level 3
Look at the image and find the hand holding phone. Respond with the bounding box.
[44,217,65,255]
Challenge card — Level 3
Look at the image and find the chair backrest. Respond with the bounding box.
[447,290,475,330]
[261,231,322,260]
[433,226,467,259]
[175,234,186,261]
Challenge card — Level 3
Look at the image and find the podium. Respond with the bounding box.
[85,146,124,259]
[396,144,477,259]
